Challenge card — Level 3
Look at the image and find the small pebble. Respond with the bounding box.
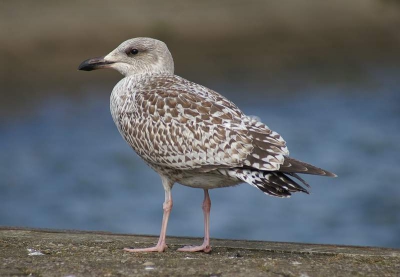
[143,261,155,266]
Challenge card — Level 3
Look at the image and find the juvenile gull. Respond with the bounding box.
[78,37,336,253]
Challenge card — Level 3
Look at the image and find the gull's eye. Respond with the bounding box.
[129,48,139,55]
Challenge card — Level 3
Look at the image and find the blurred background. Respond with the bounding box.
[1,0,399,248]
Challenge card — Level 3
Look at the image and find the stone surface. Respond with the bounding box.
[1,227,399,276]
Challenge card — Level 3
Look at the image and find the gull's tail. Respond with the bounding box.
[221,157,336,198]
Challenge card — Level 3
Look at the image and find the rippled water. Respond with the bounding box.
[1,74,399,248]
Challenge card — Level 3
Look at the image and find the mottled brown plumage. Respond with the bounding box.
[79,37,336,253]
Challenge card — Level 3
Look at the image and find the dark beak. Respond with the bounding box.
[78,56,114,71]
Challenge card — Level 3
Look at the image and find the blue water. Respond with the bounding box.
[1,75,399,248]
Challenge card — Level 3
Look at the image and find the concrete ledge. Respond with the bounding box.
[1,227,399,276]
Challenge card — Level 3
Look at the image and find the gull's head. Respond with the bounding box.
[78,37,174,76]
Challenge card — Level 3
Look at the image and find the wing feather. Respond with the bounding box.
[113,75,288,172]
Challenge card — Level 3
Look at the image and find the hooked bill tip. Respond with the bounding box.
[78,56,113,71]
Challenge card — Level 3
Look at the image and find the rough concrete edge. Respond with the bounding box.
[1,226,399,258]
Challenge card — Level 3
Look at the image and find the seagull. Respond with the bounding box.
[78,37,336,253]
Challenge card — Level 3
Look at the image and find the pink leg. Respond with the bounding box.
[177,189,212,253]
[124,177,173,252]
